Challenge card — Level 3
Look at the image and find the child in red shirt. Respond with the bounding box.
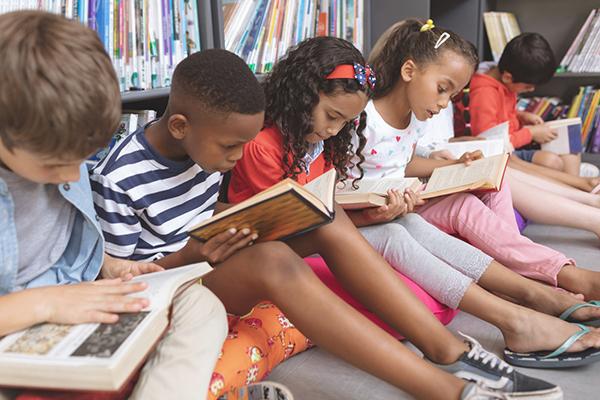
[469,33,581,175]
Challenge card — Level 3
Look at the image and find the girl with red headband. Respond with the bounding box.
[228,36,568,399]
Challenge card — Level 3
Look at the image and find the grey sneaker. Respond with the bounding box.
[218,381,294,400]
[439,333,563,399]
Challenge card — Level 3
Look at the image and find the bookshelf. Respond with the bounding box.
[429,0,599,99]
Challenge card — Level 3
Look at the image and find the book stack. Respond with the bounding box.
[0,0,202,92]
[482,11,521,62]
[557,8,600,73]
[516,97,569,122]
[566,86,600,152]
[223,0,364,74]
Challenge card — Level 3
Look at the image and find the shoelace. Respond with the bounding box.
[459,332,514,374]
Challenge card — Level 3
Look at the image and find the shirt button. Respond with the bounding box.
[63,183,70,191]
[95,214,100,221]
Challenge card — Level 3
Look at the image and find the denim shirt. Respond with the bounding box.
[0,164,104,295]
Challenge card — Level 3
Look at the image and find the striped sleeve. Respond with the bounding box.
[90,172,142,258]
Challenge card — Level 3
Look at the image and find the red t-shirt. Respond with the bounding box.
[228,126,331,203]
[469,73,532,149]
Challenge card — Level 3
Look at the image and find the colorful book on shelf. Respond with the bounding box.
[0,263,212,392]
[420,153,510,200]
[189,168,337,243]
[483,12,521,62]
[541,118,583,155]
[335,177,422,210]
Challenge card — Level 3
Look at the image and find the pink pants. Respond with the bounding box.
[417,182,573,286]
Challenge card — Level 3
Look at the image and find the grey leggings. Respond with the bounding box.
[360,213,493,308]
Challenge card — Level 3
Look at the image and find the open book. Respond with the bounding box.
[432,138,506,159]
[420,153,510,199]
[189,169,337,242]
[541,117,583,154]
[335,177,422,210]
[478,121,513,153]
[0,263,212,391]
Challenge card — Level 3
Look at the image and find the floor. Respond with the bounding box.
[268,224,600,399]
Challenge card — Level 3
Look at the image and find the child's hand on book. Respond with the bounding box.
[529,124,558,144]
[184,227,258,264]
[39,279,150,325]
[101,254,163,279]
[456,150,484,166]
[361,189,407,223]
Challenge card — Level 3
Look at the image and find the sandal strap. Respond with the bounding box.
[541,324,590,359]
[559,301,600,321]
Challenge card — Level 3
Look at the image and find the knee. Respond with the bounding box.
[246,242,309,289]
[534,151,564,171]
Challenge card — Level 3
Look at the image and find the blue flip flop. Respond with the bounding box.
[503,323,600,369]
[560,300,600,327]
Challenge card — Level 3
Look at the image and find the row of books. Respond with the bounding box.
[482,11,521,62]
[223,0,364,74]
[516,97,569,122]
[1,0,203,92]
[568,86,600,152]
[558,8,600,73]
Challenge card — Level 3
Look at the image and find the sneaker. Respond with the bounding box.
[461,382,509,399]
[438,333,563,399]
[218,381,294,400]
[580,162,600,178]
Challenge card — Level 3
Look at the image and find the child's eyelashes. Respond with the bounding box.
[437,86,448,94]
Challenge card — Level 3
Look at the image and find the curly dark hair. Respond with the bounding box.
[171,48,265,115]
[263,36,372,184]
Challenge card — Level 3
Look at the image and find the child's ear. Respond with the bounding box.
[500,71,514,85]
[168,114,189,140]
[400,59,417,82]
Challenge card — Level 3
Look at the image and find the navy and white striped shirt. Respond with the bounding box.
[90,125,222,261]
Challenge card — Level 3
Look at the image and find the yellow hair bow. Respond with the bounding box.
[420,19,435,32]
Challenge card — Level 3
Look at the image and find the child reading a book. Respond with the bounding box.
[227,32,600,373]
[0,11,229,400]
[362,19,600,311]
[91,42,561,399]
[469,33,581,175]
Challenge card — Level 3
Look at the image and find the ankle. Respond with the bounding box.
[558,265,592,296]
[427,340,469,365]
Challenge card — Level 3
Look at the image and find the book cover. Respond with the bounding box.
[189,169,337,243]
[541,117,583,154]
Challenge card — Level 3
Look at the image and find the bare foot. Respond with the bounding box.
[502,308,600,354]
[521,283,600,323]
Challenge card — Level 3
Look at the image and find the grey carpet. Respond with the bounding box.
[268,225,600,399]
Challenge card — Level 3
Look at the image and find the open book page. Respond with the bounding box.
[478,121,513,152]
[128,262,213,310]
[302,168,337,213]
[0,264,211,362]
[336,177,421,195]
[421,154,508,198]
[433,139,505,159]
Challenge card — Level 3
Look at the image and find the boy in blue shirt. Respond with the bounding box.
[0,11,227,399]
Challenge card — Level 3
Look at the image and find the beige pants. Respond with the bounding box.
[130,283,228,400]
[0,284,228,400]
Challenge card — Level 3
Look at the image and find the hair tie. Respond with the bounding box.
[420,19,435,32]
[326,62,376,90]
